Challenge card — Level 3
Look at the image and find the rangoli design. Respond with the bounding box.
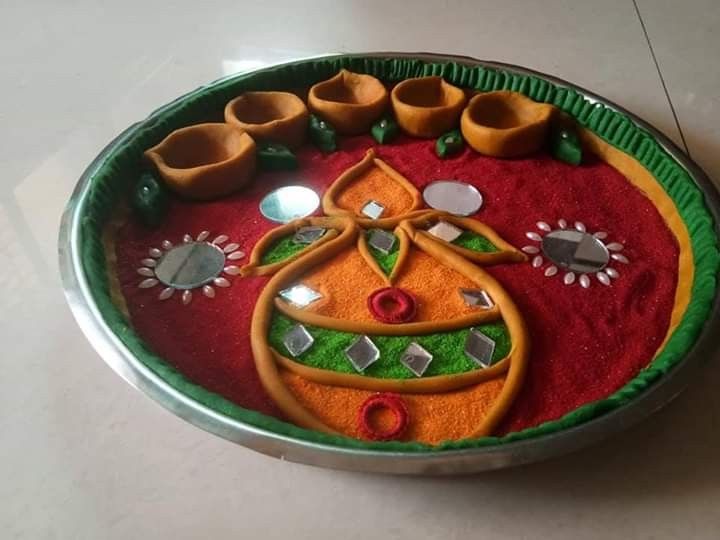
[99,61,718,451]
[241,149,529,441]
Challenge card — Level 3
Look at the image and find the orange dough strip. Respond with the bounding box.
[356,232,392,285]
[389,226,412,283]
[275,296,501,335]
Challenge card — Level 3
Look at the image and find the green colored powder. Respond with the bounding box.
[268,311,511,379]
[365,230,399,275]
[452,230,498,253]
[260,235,308,265]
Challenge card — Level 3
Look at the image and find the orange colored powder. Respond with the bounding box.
[395,249,480,321]
[281,370,505,444]
[336,166,414,217]
[302,246,385,323]
[301,245,480,323]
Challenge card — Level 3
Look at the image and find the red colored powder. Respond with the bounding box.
[114,133,678,434]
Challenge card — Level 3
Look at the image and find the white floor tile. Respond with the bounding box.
[636,0,720,180]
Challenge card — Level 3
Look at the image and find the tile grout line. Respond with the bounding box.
[632,0,691,156]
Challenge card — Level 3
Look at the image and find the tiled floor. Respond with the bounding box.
[1,1,719,538]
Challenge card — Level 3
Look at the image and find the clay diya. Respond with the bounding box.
[224,91,309,149]
[460,91,555,158]
[308,69,389,135]
[144,123,256,201]
[390,76,467,138]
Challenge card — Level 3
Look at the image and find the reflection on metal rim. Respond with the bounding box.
[59,52,720,475]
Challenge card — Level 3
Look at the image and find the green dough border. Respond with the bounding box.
[77,55,720,452]
[268,311,510,379]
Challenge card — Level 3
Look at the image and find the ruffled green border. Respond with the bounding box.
[78,56,720,452]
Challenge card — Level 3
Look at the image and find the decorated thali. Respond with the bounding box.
[59,53,720,474]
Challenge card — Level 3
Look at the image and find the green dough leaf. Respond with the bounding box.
[452,230,498,253]
[551,127,583,165]
[436,129,465,158]
[260,235,307,265]
[131,172,168,228]
[371,117,400,144]
[309,114,337,153]
[269,311,511,379]
[365,230,399,275]
[257,142,298,171]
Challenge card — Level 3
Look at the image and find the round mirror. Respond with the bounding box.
[155,242,225,289]
[422,180,483,216]
[260,186,320,223]
[541,229,609,273]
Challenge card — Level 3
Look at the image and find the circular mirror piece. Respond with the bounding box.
[422,180,483,216]
[260,185,320,223]
[541,229,609,273]
[155,242,225,289]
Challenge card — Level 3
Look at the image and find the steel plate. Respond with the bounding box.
[59,53,720,474]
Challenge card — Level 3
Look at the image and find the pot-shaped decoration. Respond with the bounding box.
[391,76,466,138]
[241,149,530,444]
[461,91,555,158]
[308,69,389,135]
[144,123,256,201]
[224,91,309,149]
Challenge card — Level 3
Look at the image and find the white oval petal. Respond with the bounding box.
[522,246,540,254]
[158,287,175,300]
[141,258,157,268]
[139,278,158,289]
[537,221,551,232]
[227,251,245,260]
[611,253,629,264]
[149,248,162,258]
[161,240,173,250]
[606,242,624,252]
[212,234,229,245]
[579,274,591,289]
[182,290,192,305]
[597,272,611,286]
[545,266,558,277]
[197,230,210,241]
[183,234,193,243]
[137,267,155,277]
[223,266,241,275]
[223,243,240,253]
[526,232,542,242]
[558,219,567,229]
[532,255,543,268]
[203,285,215,298]
[564,272,576,285]
[574,221,586,232]
[593,231,608,240]
[606,268,619,279]
[214,277,231,287]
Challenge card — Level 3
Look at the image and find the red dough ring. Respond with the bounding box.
[358,393,410,441]
[367,287,417,324]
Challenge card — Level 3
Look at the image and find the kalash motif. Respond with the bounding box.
[241,149,530,445]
